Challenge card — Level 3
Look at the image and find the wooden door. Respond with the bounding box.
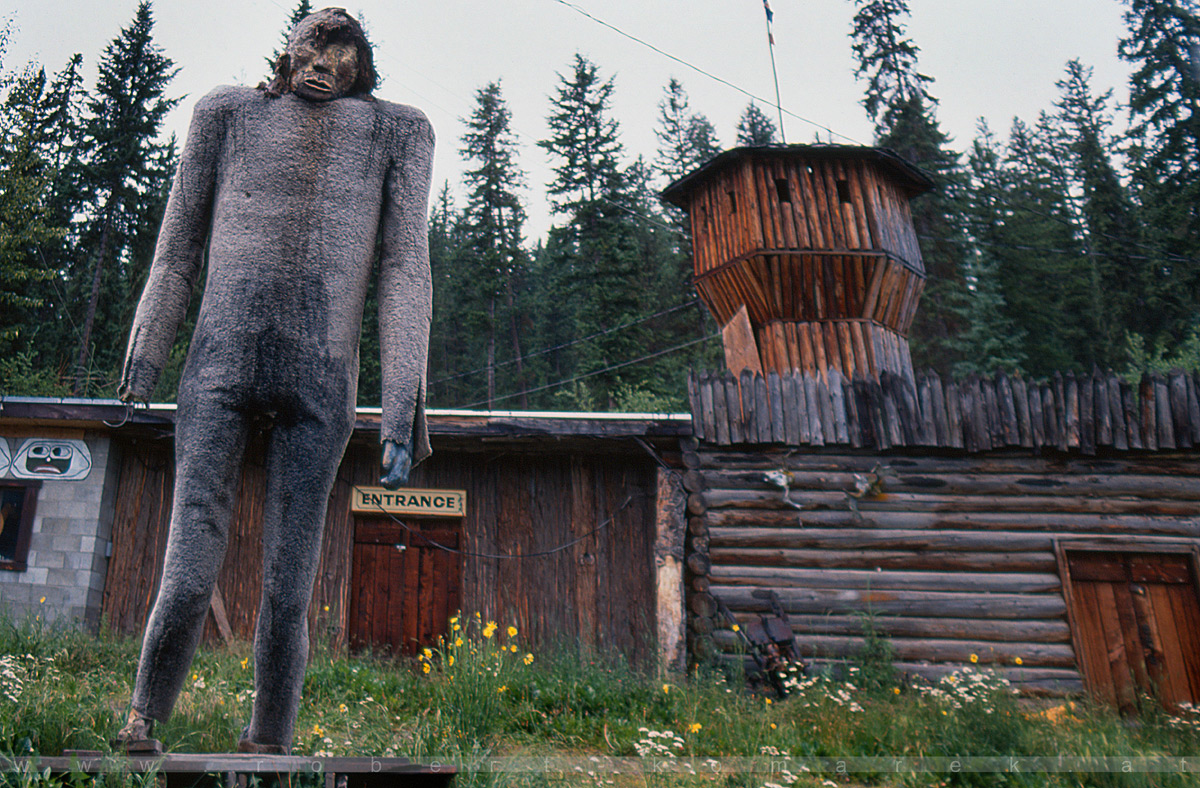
[348,518,462,655]
[1060,548,1200,712]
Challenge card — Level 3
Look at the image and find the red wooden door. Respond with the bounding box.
[348,519,462,655]
[1063,549,1200,712]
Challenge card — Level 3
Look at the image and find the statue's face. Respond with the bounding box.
[288,39,358,101]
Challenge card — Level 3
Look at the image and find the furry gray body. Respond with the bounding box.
[119,85,433,748]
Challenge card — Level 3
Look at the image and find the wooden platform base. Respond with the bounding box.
[14,753,455,788]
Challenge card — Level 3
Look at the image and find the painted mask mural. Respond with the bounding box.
[10,439,92,481]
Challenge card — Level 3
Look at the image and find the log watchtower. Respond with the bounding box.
[662,145,933,383]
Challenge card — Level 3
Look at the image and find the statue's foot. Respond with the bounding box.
[111,709,163,755]
[236,728,288,755]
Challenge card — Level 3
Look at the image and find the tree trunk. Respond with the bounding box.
[74,193,117,395]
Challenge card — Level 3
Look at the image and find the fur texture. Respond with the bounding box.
[118,83,433,748]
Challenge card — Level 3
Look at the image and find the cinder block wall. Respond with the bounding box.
[0,434,118,629]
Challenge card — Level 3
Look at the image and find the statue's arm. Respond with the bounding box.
[378,111,435,487]
[118,95,222,402]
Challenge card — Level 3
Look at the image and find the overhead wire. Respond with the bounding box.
[430,298,701,385]
[457,333,720,409]
[548,0,863,145]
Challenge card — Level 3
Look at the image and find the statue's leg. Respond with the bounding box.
[129,389,249,724]
[244,402,353,750]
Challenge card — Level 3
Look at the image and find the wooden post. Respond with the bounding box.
[653,468,687,674]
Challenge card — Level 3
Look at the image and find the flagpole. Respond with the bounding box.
[762,0,786,142]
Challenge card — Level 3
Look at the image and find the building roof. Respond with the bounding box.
[660,143,935,208]
[0,397,692,440]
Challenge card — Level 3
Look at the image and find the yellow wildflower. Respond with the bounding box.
[423,648,433,659]
[453,623,461,632]
[338,704,347,713]
[450,615,459,624]
[498,685,508,693]
[240,658,249,670]
[662,684,670,694]
[1014,657,1023,665]
[765,698,772,705]
[510,644,518,653]
[192,673,198,681]
[38,597,46,604]
[688,723,702,733]
[483,621,498,638]
[507,625,518,637]
[455,638,464,648]
[523,653,534,665]
[323,605,329,612]
[312,724,324,736]
[970,654,979,664]
[893,687,901,695]
[448,655,454,666]
[769,723,777,730]
[422,662,431,674]
[731,624,740,632]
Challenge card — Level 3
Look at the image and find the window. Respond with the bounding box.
[0,481,39,571]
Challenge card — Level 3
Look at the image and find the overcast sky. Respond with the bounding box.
[4,0,1133,240]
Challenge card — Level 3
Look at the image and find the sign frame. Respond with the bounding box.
[352,486,466,518]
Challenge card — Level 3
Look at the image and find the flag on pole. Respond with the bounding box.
[763,0,774,23]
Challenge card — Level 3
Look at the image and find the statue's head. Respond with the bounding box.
[264,7,377,101]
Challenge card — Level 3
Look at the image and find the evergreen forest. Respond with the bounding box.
[1,0,1198,412]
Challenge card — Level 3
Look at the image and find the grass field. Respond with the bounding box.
[2,610,1199,787]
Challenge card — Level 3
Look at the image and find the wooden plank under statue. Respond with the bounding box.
[21,753,453,788]
[110,8,435,755]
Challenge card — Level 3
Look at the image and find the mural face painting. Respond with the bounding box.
[7,439,92,481]
[113,7,434,754]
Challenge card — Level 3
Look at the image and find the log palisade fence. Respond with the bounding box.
[683,367,1200,697]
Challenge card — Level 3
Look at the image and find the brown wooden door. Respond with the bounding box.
[1063,550,1200,712]
[348,518,462,655]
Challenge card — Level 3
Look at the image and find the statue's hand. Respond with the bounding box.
[380,439,413,489]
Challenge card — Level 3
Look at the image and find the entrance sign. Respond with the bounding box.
[352,486,466,517]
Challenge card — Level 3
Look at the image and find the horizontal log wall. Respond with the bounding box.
[683,450,1200,696]
[688,367,1200,456]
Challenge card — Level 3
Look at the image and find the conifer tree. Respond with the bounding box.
[1119,0,1200,348]
[735,102,778,146]
[0,42,86,393]
[1049,60,1146,364]
[654,78,720,185]
[268,0,313,68]
[849,0,971,375]
[954,122,1027,376]
[459,81,529,408]
[538,55,642,408]
[70,1,178,394]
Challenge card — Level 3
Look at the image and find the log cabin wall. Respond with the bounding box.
[684,368,1200,697]
[103,419,678,667]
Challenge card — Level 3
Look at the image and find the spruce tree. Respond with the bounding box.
[268,0,314,68]
[70,1,178,394]
[459,81,529,409]
[1050,60,1146,365]
[653,79,720,185]
[0,46,86,393]
[849,0,972,375]
[997,117,1092,374]
[735,102,778,146]
[1119,0,1200,348]
[538,55,642,408]
[954,122,1027,376]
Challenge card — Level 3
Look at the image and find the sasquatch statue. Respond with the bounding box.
[114,8,433,754]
